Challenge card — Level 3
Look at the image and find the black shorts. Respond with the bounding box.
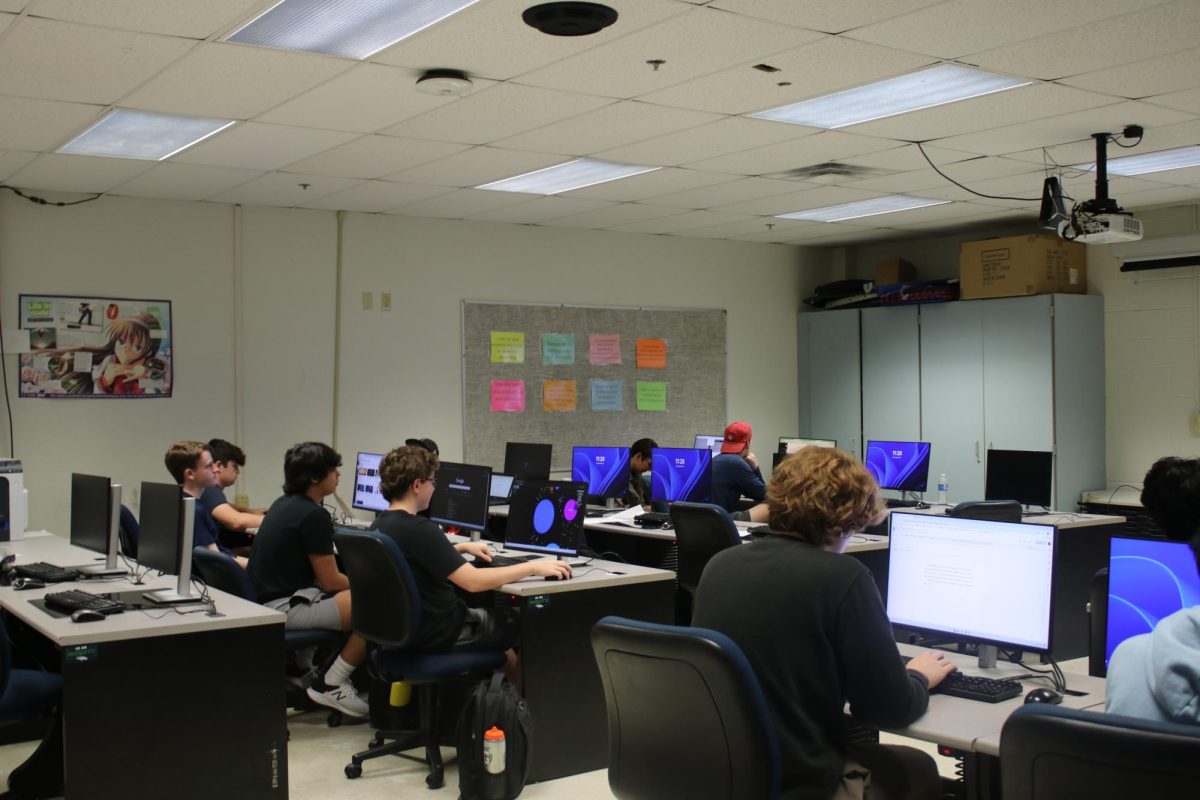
[451,607,520,652]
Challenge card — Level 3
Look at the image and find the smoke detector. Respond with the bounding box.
[523,2,618,36]
[415,69,473,97]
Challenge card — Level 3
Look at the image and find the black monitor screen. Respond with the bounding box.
[506,480,585,558]
[864,440,932,492]
[985,449,1053,508]
[503,442,552,480]
[571,446,629,501]
[650,448,712,503]
[428,462,492,532]
[139,481,185,575]
[352,452,386,512]
[70,473,111,555]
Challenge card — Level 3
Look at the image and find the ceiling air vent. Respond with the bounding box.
[762,162,895,183]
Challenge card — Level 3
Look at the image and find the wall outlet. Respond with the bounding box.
[361,292,373,311]
[381,292,392,311]
[235,492,249,508]
[1190,413,1200,436]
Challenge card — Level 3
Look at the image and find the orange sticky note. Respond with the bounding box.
[542,379,577,412]
[636,338,667,368]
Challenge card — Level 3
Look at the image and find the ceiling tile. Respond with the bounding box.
[1147,88,1200,115]
[110,161,264,200]
[384,83,612,145]
[301,180,455,213]
[0,96,104,150]
[466,195,616,225]
[609,209,761,234]
[372,0,689,80]
[494,101,721,157]
[384,146,567,187]
[708,0,944,34]
[846,83,1117,142]
[560,167,737,202]
[649,176,804,210]
[515,6,822,100]
[207,171,363,206]
[0,16,195,104]
[1005,118,1200,167]
[173,122,358,170]
[665,214,813,239]
[846,153,1043,194]
[257,64,489,134]
[282,135,470,179]
[390,188,532,219]
[718,184,891,216]
[1121,185,1200,209]
[0,150,37,181]
[0,12,11,34]
[27,0,265,38]
[538,202,690,230]
[733,222,877,244]
[888,209,1036,231]
[639,36,933,115]
[844,0,1171,59]
[1057,47,1200,99]
[0,3,26,11]
[1117,165,1200,188]
[120,42,353,120]
[9,152,154,193]
[596,117,807,167]
[967,1,1200,81]
[685,130,898,175]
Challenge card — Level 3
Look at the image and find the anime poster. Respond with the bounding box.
[18,295,172,398]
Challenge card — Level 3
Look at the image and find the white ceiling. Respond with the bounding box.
[0,0,1197,246]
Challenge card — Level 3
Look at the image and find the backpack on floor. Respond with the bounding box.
[456,673,533,800]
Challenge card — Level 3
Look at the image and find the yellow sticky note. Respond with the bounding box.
[491,331,525,364]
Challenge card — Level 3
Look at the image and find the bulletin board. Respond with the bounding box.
[462,301,727,471]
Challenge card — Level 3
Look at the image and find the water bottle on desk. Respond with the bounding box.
[484,725,506,799]
[937,473,948,506]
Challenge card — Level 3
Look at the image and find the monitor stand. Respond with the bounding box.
[143,496,203,605]
[977,644,998,669]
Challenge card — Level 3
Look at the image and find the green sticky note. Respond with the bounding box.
[636,381,667,412]
[541,332,576,365]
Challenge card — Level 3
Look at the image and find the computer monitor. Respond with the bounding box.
[69,473,126,576]
[693,434,724,455]
[1106,536,1200,668]
[778,437,837,454]
[504,442,552,480]
[506,479,586,558]
[352,451,386,512]
[650,447,712,504]
[571,446,629,502]
[865,440,932,493]
[887,512,1056,663]
[428,461,492,533]
[137,481,199,604]
[489,473,515,503]
[985,449,1053,509]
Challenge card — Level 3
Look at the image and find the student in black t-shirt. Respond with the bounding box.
[622,437,656,509]
[164,441,245,566]
[247,442,368,718]
[199,438,266,552]
[370,445,570,684]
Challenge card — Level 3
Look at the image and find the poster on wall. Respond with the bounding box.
[17,294,172,398]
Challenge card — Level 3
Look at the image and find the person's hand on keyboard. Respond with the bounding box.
[455,540,494,563]
[906,650,957,689]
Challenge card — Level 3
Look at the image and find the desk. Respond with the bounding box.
[470,544,674,782]
[1,533,287,800]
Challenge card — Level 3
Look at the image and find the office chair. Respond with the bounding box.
[948,499,1022,523]
[1087,567,1109,678]
[591,616,779,800]
[333,529,506,788]
[0,614,63,799]
[669,502,741,623]
[1000,704,1200,799]
[190,548,343,714]
[118,505,139,558]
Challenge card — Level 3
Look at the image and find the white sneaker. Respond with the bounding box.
[307,679,369,718]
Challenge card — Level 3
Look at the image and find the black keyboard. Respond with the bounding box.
[901,655,1023,702]
[43,589,127,615]
[634,511,672,528]
[13,562,80,583]
[885,499,921,509]
[478,554,538,568]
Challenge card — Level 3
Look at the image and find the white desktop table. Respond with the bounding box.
[1,533,287,800]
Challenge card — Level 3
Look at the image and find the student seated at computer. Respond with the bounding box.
[247,442,369,718]
[621,437,656,508]
[693,447,954,800]
[370,445,570,683]
[164,441,246,567]
[201,438,266,553]
[710,421,766,513]
[1106,456,1200,725]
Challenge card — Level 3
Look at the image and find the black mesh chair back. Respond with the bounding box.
[333,528,422,649]
[1000,704,1200,799]
[669,501,741,595]
[591,615,780,800]
[118,505,139,558]
[949,499,1022,523]
[192,546,257,600]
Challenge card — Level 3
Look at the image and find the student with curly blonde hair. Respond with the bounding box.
[693,447,955,800]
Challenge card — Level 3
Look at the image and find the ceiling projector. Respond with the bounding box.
[1040,127,1144,244]
[1072,212,1144,244]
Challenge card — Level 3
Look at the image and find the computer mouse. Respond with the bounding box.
[543,574,570,581]
[1023,688,1063,705]
[70,608,106,623]
[12,577,46,590]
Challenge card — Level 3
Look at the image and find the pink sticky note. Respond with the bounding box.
[589,334,621,365]
[490,380,525,412]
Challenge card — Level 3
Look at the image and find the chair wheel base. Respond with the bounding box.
[425,771,443,789]
[327,711,343,727]
[344,762,362,779]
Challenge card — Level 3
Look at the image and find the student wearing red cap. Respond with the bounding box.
[710,420,766,513]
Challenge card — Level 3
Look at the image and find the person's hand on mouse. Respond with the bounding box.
[528,560,572,580]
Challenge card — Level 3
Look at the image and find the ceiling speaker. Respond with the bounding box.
[522,2,618,36]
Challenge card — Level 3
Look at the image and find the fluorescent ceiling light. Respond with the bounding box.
[751,64,1031,129]
[57,109,235,161]
[1076,145,1200,176]
[478,159,661,195]
[226,0,482,59]
[777,195,950,222]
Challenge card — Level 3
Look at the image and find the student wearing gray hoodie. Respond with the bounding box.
[1106,456,1200,724]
